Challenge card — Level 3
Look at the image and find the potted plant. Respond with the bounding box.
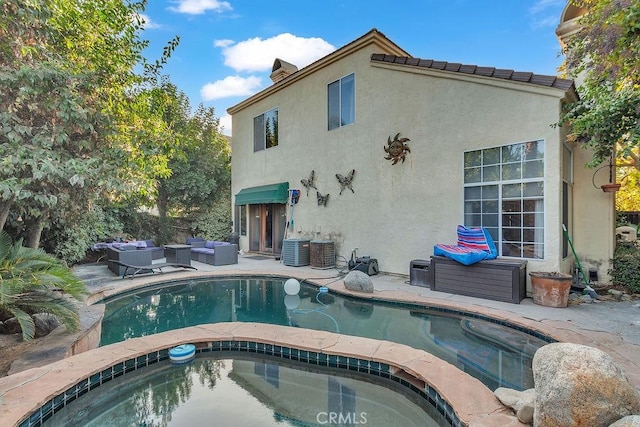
[601,183,621,193]
[529,271,573,307]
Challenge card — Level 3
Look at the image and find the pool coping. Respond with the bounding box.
[0,323,523,427]
[2,265,639,426]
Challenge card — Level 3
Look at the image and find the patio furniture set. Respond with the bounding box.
[105,238,238,278]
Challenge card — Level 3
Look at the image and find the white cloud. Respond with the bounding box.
[168,0,232,15]
[139,14,161,29]
[214,39,234,48]
[200,75,262,101]
[529,0,564,14]
[528,0,565,28]
[218,33,335,73]
[218,113,232,136]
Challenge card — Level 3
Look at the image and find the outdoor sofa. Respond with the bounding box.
[186,238,238,266]
[137,239,164,260]
[107,245,153,276]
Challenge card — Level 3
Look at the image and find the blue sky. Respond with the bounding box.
[140,0,569,136]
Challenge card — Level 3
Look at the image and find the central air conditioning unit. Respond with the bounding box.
[310,240,336,269]
[282,239,311,267]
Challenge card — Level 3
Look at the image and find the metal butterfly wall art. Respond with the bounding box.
[336,169,356,195]
[316,191,329,207]
[300,170,317,196]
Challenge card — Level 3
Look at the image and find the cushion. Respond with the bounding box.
[456,225,497,256]
[205,241,216,249]
[433,225,497,265]
[186,237,206,245]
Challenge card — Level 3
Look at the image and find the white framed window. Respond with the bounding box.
[463,140,545,259]
[253,108,278,152]
[328,73,355,130]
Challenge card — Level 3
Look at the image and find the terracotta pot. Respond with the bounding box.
[529,271,572,308]
[601,183,621,193]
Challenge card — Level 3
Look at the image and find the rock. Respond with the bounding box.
[579,294,593,304]
[610,415,640,426]
[609,289,624,299]
[33,313,61,338]
[0,318,21,334]
[533,343,640,427]
[343,270,374,293]
[494,387,535,424]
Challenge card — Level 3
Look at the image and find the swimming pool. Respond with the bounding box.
[99,276,552,391]
[44,353,445,426]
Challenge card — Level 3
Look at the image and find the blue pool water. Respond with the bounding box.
[99,276,551,391]
[45,354,445,426]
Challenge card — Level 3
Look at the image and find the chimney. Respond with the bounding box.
[270,58,298,83]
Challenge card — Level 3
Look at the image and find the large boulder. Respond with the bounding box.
[533,343,640,427]
[610,415,640,426]
[343,270,374,293]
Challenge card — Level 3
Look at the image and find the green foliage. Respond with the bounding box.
[0,0,181,247]
[43,207,124,264]
[563,0,640,170]
[0,232,88,341]
[188,198,232,242]
[609,241,640,293]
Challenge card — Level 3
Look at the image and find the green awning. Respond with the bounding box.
[235,182,289,205]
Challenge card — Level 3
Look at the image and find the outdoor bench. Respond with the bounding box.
[429,256,527,304]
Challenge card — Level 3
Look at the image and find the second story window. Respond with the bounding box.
[254,108,278,152]
[328,73,355,130]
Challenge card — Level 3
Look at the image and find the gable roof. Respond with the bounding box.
[228,29,576,115]
[370,53,575,92]
[228,29,407,114]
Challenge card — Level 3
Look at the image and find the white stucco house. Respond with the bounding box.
[228,23,615,292]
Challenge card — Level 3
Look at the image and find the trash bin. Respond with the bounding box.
[410,259,431,288]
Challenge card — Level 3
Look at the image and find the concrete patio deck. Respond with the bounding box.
[1,254,639,426]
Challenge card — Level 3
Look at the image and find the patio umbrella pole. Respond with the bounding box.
[563,224,597,297]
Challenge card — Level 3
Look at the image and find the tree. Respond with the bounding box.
[0,232,87,341]
[0,0,179,253]
[562,0,640,171]
[149,82,231,243]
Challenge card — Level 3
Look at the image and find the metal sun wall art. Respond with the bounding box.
[384,133,411,165]
[300,170,317,196]
[316,191,329,207]
[336,169,356,194]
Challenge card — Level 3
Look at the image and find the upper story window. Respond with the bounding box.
[463,140,545,259]
[328,73,355,130]
[254,108,278,152]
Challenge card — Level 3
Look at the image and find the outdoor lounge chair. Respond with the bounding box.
[108,260,197,279]
[433,225,498,265]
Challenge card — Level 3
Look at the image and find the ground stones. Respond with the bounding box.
[494,387,535,424]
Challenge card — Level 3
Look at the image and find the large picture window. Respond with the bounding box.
[464,140,545,259]
[253,108,278,152]
[328,73,355,130]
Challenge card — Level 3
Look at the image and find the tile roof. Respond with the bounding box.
[371,54,575,92]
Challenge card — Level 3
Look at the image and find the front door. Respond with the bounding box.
[249,204,286,254]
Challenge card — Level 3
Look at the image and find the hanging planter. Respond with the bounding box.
[529,271,572,308]
[601,183,621,193]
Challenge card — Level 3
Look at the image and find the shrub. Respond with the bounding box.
[609,241,640,293]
